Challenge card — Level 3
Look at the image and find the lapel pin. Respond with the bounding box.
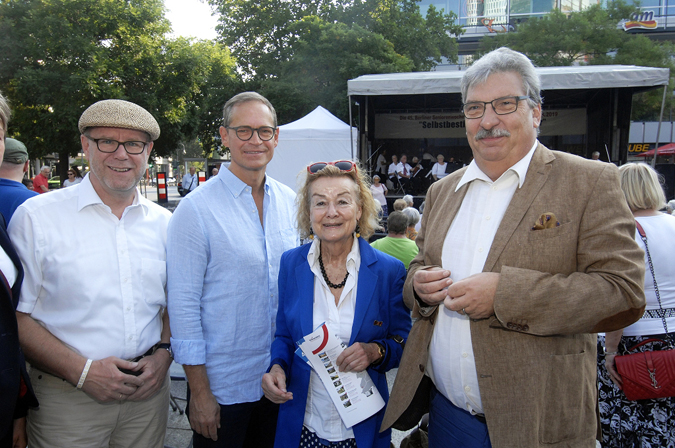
[374,320,383,327]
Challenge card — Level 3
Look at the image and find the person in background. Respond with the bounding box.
[12,99,173,448]
[395,155,413,193]
[168,92,298,448]
[371,211,419,269]
[431,154,448,182]
[387,154,398,187]
[599,162,675,447]
[402,195,414,209]
[0,138,37,222]
[0,90,38,448]
[376,150,388,178]
[21,179,32,190]
[591,151,601,160]
[393,198,407,212]
[666,199,675,215]
[401,207,420,241]
[382,47,645,448]
[182,166,198,194]
[211,167,219,178]
[62,167,83,188]
[262,160,411,448]
[32,165,50,193]
[370,175,388,217]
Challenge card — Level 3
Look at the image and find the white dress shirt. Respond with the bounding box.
[10,174,172,361]
[0,247,16,287]
[396,162,412,178]
[304,237,360,441]
[427,141,537,415]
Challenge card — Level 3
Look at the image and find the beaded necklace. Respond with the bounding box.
[318,253,349,289]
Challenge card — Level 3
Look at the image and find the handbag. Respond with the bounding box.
[614,220,675,401]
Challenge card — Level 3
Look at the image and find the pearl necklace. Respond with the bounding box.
[319,254,349,289]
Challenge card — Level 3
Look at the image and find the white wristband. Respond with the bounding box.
[76,359,93,389]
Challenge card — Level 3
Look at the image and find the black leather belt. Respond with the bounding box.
[129,345,156,362]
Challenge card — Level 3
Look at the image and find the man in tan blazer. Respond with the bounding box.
[381,47,646,447]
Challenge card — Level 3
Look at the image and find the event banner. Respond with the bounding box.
[374,108,586,139]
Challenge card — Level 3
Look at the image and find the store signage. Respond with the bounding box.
[374,109,586,139]
[628,143,651,153]
[623,11,657,30]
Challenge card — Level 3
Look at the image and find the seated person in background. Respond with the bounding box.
[401,207,420,241]
[371,212,419,269]
[387,155,399,187]
[393,198,407,212]
[395,155,413,193]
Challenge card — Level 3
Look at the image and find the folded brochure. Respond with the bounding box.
[295,323,385,428]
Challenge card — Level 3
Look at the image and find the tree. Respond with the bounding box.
[0,0,237,177]
[260,16,414,123]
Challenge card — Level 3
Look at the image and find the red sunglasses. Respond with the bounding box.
[307,160,356,174]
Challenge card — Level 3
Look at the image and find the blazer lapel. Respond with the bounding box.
[483,143,555,272]
[295,255,316,337]
[350,239,377,345]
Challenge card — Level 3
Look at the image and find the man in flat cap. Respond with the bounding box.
[0,138,37,222]
[10,99,173,447]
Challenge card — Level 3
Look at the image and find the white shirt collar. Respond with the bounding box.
[307,235,361,275]
[77,173,144,214]
[456,140,538,191]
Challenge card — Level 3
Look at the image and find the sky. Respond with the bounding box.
[164,0,219,40]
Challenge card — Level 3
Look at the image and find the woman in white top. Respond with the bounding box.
[598,162,675,447]
[62,167,83,188]
[369,175,388,217]
[430,154,448,181]
[262,160,411,448]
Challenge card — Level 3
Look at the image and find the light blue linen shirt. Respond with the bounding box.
[167,167,298,405]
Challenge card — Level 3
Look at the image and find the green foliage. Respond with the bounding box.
[0,0,237,161]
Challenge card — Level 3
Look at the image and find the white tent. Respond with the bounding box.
[266,106,357,192]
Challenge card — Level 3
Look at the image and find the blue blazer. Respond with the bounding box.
[270,238,412,448]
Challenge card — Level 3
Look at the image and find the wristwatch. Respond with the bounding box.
[157,343,173,359]
[371,342,386,367]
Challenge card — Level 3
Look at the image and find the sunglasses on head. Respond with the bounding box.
[307,160,356,175]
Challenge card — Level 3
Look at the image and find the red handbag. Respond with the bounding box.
[614,338,675,400]
[613,220,675,401]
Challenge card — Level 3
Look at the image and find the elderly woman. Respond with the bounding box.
[369,175,388,217]
[598,162,675,447]
[262,160,411,448]
[401,207,420,241]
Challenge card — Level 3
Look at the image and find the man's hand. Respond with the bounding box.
[80,357,144,402]
[605,354,623,389]
[336,342,380,373]
[262,365,293,404]
[413,268,453,307]
[126,349,172,401]
[444,272,499,320]
[188,388,221,441]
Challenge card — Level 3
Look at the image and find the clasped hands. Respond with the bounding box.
[413,268,499,320]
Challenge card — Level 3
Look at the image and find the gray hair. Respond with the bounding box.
[402,194,414,206]
[461,47,542,108]
[387,211,408,235]
[0,91,10,131]
[222,92,277,127]
[401,206,421,227]
[41,165,50,171]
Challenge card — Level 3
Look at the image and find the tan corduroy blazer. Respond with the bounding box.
[382,144,646,447]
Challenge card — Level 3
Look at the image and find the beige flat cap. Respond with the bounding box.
[78,99,160,141]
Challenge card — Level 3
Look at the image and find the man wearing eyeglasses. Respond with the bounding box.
[167,92,298,448]
[10,99,173,447]
[382,47,645,447]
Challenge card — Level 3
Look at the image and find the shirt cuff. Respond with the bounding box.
[170,338,206,365]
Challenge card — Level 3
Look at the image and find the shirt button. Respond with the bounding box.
[464,385,471,392]
[462,352,468,358]
[128,336,133,340]
[485,216,491,220]
[126,307,131,311]
[478,247,483,253]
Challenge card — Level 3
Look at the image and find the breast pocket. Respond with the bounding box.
[141,259,167,307]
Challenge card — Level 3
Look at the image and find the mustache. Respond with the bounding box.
[475,128,511,141]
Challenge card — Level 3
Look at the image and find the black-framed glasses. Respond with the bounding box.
[86,137,148,154]
[226,126,277,141]
[461,95,530,119]
[307,160,356,174]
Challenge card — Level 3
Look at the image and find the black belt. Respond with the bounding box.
[643,308,675,319]
[129,345,156,362]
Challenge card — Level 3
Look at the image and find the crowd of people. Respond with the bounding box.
[0,46,673,448]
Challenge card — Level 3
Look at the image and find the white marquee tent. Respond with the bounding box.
[266,106,357,192]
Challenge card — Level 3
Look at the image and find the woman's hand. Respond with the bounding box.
[262,364,293,404]
[605,354,623,389]
[336,342,381,373]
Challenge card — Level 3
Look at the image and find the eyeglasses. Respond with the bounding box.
[226,126,277,142]
[307,160,356,174]
[67,173,75,177]
[86,137,148,154]
[461,95,530,119]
